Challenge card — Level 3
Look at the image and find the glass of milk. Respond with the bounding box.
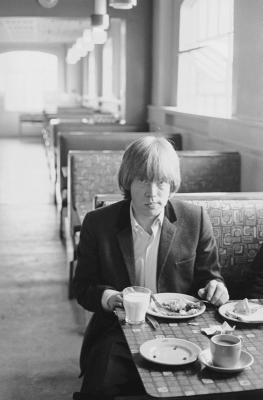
[123,286,151,324]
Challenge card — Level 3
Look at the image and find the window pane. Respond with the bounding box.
[178,0,233,117]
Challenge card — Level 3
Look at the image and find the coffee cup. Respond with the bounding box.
[123,286,151,324]
[210,334,242,368]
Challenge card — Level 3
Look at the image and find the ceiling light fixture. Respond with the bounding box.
[37,0,59,8]
[109,0,137,10]
[66,0,111,65]
[82,29,95,50]
[92,27,108,44]
[91,0,109,30]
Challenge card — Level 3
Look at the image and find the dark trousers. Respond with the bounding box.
[73,326,145,400]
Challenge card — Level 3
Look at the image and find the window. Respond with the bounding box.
[102,38,113,99]
[177,0,234,117]
[0,51,57,112]
[85,50,99,109]
[102,37,120,115]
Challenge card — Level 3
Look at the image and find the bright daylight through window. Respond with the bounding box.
[177,0,234,117]
[0,51,58,112]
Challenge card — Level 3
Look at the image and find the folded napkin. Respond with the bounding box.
[201,321,235,336]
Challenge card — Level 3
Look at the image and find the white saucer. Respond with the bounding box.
[198,348,254,373]
[140,338,201,366]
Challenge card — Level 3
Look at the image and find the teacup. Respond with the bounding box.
[123,286,151,325]
[210,334,242,368]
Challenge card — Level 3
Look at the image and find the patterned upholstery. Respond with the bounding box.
[68,150,123,233]
[56,131,182,207]
[59,131,182,169]
[54,122,148,146]
[43,123,150,204]
[178,151,241,192]
[95,193,263,299]
[69,150,241,232]
[182,198,263,298]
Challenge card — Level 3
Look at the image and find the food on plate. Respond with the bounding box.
[233,298,250,315]
[222,298,263,323]
[233,298,260,316]
[157,296,203,316]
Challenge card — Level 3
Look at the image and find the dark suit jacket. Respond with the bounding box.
[73,198,224,373]
[246,244,263,298]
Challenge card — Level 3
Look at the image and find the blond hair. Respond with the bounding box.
[118,136,181,199]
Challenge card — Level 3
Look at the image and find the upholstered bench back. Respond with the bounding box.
[55,131,182,207]
[69,149,241,231]
[59,131,182,170]
[175,193,263,298]
[178,151,241,192]
[76,149,241,199]
[94,192,263,299]
[68,150,124,235]
[42,123,149,201]
[53,122,147,146]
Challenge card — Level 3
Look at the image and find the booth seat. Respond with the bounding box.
[65,148,241,299]
[56,131,182,209]
[67,149,241,236]
[93,192,263,300]
[42,121,149,199]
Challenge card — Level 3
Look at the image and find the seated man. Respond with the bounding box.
[73,136,229,400]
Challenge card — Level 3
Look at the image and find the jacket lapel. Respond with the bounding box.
[157,201,178,280]
[116,201,136,285]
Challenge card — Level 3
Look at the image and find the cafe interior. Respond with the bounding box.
[1,1,263,399]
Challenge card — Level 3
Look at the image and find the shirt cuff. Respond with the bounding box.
[101,289,120,311]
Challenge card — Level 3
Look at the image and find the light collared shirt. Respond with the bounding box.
[130,202,164,293]
[102,202,164,310]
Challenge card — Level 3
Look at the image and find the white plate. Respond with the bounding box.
[198,348,254,373]
[147,293,206,319]
[219,301,263,324]
[140,338,201,366]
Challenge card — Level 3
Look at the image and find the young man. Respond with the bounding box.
[73,136,229,400]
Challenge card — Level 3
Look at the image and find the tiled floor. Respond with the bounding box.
[0,137,83,400]
[0,137,52,204]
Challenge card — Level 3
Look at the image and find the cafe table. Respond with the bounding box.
[114,300,263,400]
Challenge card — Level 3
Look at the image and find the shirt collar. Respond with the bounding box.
[130,202,164,235]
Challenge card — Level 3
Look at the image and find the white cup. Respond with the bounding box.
[123,286,151,325]
[210,334,242,368]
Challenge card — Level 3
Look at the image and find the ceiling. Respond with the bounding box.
[0,17,91,44]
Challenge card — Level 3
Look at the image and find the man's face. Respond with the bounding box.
[130,178,171,220]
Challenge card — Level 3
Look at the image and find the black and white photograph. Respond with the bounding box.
[0,1,263,400]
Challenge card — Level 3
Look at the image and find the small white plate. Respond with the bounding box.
[147,293,206,319]
[198,348,254,373]
[140,338,201,366]
[219,301,263,324]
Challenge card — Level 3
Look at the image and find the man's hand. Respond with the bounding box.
[107,292,123,311]
[198,280,229,306]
